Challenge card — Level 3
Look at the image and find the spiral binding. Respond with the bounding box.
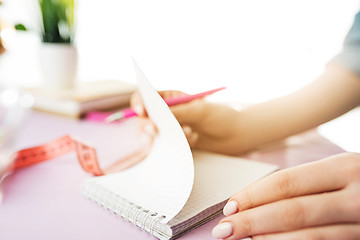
[82,182,168,238]
[125,203,136,222]
[132,205,143,228]
[115,196,128,215]
[140,210,150,230]
[150,215,166,237]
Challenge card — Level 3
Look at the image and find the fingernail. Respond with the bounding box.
[223,201,238,216]
[212,222,233,239]
[144,124,156,136]
[183,126,192,136]
[134,104,144,115]
[188,132,199,146]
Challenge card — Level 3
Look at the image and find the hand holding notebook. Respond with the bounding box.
[81,62,278,239]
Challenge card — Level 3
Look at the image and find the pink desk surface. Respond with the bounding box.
[0,111,344,240]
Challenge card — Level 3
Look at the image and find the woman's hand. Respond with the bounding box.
[130,90,244,154]
[212,152,360,240]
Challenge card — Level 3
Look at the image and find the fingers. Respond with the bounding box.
[170,99,207,125]
[251,224,360,240]
[136,118,200,147]
[182,125,199,147]
[130,90,186,117]
[130,91,146,117]
[216,189,357,239]
[132,88,205,148]
[225,153,355,215]
[213,153,360,240]
[159,90,185,99]
[137,117,158,137]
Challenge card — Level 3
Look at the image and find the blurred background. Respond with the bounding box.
[0,0,359,103]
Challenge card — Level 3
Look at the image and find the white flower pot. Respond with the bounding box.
[39,43,78,89]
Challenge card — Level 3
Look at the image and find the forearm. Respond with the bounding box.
[231,64,360,153]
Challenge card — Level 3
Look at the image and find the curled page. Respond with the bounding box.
[83,61,194,223]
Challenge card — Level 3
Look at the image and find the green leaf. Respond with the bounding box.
[38,0,74,43]
[15,23,27,31]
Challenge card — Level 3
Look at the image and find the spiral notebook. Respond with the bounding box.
[81,62,278,240]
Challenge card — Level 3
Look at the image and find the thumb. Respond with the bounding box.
[130,91,146,117]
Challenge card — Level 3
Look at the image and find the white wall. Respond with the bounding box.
[1,0,359,102]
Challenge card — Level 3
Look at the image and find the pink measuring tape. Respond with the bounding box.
[2,134,152,179]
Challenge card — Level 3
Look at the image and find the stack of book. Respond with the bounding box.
[24,80,136,118]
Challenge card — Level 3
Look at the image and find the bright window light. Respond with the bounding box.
[1,0,359,103]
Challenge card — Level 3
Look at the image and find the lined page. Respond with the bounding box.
[169,150,278,225]
[83,61,194,223]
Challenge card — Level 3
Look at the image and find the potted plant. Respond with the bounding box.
[0,32,5,55]
[0,1,6,55]
[38,0,77,89]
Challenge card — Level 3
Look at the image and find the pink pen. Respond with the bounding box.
[105,86,226,122]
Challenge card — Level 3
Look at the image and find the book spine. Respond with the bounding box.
[81,182,169,239]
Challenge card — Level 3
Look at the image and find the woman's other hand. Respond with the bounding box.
[212,152,360,240]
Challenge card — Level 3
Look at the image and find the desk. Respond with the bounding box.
[0,111,344,240]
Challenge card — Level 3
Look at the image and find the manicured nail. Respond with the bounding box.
[183,126,192,136]
[223,201,238,216]
[144,124,156,136]
[188,131,199,146]
[134,104,144,115]
[212,222,233,239]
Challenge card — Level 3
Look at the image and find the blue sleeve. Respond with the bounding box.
[330,12,360,76]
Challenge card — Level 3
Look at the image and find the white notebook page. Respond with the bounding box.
[170,150,278,225]
[83,61,194,223]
